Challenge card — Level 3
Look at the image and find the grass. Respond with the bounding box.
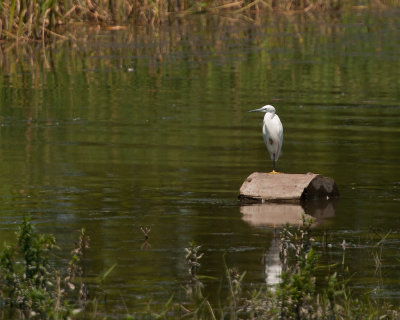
[0,217,90,318]
[129,217,400,319]
[147,217,400,319]
[1,217,399,319]
[0,0,399,41]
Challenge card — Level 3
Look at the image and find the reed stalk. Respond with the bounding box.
[0,0,398,41]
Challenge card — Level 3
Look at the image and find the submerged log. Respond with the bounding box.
[238,172,339,203]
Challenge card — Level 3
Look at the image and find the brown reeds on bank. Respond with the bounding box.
[0,0,398,41]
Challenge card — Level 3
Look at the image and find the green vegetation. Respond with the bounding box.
[0,217,89,318]
[156,217,400,319]
[1,217,399,319]
[0,0,399,41]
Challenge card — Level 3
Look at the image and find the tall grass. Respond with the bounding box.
[143,217,400,319]
[2,217,399,318]
[0,0,398,41]
[0,217,90,318]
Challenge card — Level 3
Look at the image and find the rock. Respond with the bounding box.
[238,172,339,202]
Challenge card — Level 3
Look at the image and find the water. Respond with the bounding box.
[0,9,399,315]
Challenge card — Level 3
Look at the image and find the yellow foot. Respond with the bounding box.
[268,170,281,174]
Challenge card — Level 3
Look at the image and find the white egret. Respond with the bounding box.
[248,105,283,173]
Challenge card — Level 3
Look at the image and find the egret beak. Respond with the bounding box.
[248,107,264,113]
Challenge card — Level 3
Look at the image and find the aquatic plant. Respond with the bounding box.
[172,218,400,319]
[239,218,400,320]
[0,217,89,318]
[185,241,204,279]
[2,217,399,319]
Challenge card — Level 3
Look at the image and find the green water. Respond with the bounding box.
[0,9,399,315]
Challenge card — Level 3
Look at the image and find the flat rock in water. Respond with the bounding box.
[238,172,339,202]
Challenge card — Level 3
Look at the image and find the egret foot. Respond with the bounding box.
[268,170,281,174]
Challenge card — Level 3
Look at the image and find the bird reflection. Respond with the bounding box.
[241,200,337,289]
[264,236,281,289]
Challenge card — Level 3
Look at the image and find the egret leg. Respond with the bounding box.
[269,155,280,174]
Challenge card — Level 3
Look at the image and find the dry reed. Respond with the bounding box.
[0,0,398,41]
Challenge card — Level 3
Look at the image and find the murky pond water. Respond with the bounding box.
[0,9,399,315]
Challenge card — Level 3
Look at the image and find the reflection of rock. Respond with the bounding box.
[241,203,311,227]
[240,200,337,227]
[241,200,338,288]
[302,199,337,221]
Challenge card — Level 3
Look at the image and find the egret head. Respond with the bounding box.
[248,105,276,114]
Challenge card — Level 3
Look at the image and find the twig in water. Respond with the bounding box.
[140,226,151,240]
